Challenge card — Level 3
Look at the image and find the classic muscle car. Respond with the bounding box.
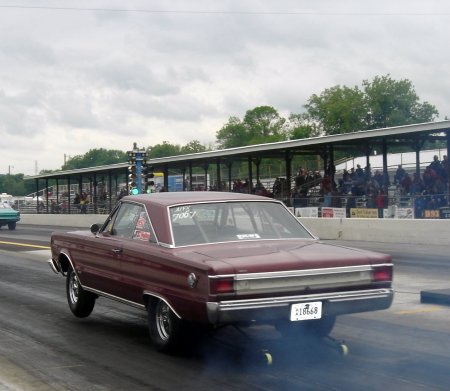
[0,202,20,230]
[49,192,393,353]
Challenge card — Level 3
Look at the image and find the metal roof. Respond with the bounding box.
[26,120,450,180]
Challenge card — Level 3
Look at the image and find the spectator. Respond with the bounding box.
[411,173,424,194]
[376,190,386,218]
[73,193,81,211]
[80,192,89,214]
[60,200,68,214]
[355,164,364,181]
[423,166,437,189]
[373,170,384,188]
[254,180,268,196]
[441,155,448,183]
[429,155,442,177]
[414,192,426,218]
[400,173,412,195]
[394,165,406,185]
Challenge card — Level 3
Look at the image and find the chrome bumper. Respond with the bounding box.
[48,258,62,274]
[206,288,393,324]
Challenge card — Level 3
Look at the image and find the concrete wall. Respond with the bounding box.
[20,214,107,229]
[299,217,449,245]
[19,214,450,246]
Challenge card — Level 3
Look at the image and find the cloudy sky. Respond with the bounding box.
[1,0,450,176]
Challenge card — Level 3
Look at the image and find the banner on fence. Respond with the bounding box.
[350,208,378,218]
[439,207,450,219]
[321,207,346,219]
[383,206,414,219]
[295,207,319,218]
[423,209,440,219]
[397,208,414,219]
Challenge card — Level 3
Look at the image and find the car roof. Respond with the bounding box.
[121,191,274,207]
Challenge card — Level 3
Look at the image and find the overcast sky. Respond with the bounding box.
[1,0,450,176]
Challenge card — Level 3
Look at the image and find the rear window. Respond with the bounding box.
[169,201,313,246]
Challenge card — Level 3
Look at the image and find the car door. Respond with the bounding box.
[78,202,142,298]
[119,206,160,305]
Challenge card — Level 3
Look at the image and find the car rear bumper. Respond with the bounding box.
[48,258,62,274]
[206,288,393,324]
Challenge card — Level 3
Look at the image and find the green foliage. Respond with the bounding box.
[216,106,287,148]
[304,75,439,135]
[0,174,34,196]
[216,116,248,149]
[147,141,182,158]
[180,140,208,154]
[304,85,367,135]
[62,148,127,170]
[363,75,439,129]
[287,113,322,139]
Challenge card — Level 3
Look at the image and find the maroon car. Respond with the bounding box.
[49,192,393,353]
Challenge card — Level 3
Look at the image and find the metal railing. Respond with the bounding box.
[13,187,450,220]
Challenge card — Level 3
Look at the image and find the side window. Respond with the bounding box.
[110,203,142,239]
[132,209,157,243]
[106,202,157,243]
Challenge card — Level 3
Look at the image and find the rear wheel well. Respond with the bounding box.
[144,294,163,311]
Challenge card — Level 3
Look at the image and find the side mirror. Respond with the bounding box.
[90,223,100,234]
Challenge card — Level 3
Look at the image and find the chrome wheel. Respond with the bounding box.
[148,299,185,353]
[155,301,171,341]
[66,267,96,318]
[68,272,79,305]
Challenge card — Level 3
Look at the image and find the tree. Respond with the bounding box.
[363,75,439,129]
[304,75,439,135]
[287,113,321,140]
[180,140,208,154]
[304,85,367,135]
[242,106,287,144]
[216,106,287,148]
[0,174,33,196]
[216,116,248,149]
[62,148,127,170]
[147,141,182,158]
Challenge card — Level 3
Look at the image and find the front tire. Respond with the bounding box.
[8,222,16,230]
[66,267,96,318]
[148,299,184,354]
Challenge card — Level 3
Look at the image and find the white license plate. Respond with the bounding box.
[290,301,322,321]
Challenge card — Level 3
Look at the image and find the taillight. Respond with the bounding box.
[372,265,393,282]
[210,277,235,294]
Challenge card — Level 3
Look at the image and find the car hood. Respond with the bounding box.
[186,239,391,274]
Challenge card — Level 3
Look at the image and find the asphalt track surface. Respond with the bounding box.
[0,225,449,391]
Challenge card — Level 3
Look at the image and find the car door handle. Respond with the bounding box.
[112,248,123,254]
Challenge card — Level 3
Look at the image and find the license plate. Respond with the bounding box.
[290,301,322,321]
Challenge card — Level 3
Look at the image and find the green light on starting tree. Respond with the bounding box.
[131,188,139,195]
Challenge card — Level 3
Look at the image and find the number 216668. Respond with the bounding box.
[290,301,322,321]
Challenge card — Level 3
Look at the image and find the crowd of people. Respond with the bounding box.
[43,154,448,218]
[290,154,449,218]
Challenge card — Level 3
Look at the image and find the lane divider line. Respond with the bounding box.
[395,306,441,315]
[0,240,50,250]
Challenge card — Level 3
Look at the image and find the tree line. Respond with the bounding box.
[1,75,440,195]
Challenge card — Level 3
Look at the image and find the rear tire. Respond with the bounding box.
[148,299,185,354]
[7,222,16,230]
[66,267,96,318]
